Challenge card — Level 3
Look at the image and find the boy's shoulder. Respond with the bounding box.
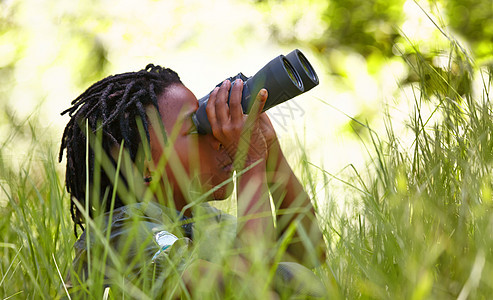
[73,202,235,250]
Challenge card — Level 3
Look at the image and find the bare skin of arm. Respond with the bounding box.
[206,79,324,265]
[206,79,274,247]
[262,126,327,267]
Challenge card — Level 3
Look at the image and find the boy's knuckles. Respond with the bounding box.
[211,128,221,139]
[222,127,234,135]
[232,124,242,132]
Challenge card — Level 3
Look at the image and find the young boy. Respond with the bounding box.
[60,64,327,298]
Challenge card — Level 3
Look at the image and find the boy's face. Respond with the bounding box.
[148,83,234,204]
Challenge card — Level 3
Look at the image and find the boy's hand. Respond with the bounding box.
[206,79,269,168]
[206,79,274,245]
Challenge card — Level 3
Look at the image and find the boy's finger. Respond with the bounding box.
[250,88,268,118]
[244,88,268,131]
[230,79,244,123]
[206,87,220,134]
[215,80,231,125]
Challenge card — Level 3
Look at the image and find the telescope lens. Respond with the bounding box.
[282,58,303,90]
[298,52,317,82]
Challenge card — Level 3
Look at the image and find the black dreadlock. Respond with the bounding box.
[59,64,182,236]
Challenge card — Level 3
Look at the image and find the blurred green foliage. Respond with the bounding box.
[322,0,405,58]
[255,0,492,63]
[445,0,493,61]
[0,0,110,171]
[1,1,493,297]
[253,0,492,142]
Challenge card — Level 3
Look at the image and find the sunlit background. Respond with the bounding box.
[3,1,493,298]
[1,0,492,205]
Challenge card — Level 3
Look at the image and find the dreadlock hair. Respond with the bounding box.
[59,64,182,236]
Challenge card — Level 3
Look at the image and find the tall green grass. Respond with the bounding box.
[0,127,75,299]
[1,29,493,299]
[321,37,493,298]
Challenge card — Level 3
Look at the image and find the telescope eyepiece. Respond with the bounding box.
[285,49,319,91]
[298,51,317,83]
[282,57,303,90]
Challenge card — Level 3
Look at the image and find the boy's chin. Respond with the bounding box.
[194,173,234,201]
[210,182,234,201]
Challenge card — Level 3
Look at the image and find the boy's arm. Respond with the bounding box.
[205,80,275,247]
[205,79,323,266]
[261,115,326,268]
[236,158,274,246]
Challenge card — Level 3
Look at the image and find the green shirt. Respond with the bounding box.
[69,202,236,286]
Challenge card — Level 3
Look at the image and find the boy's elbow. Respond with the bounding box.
[284,239,326,269]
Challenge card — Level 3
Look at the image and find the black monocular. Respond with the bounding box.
[192,49,319,134]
